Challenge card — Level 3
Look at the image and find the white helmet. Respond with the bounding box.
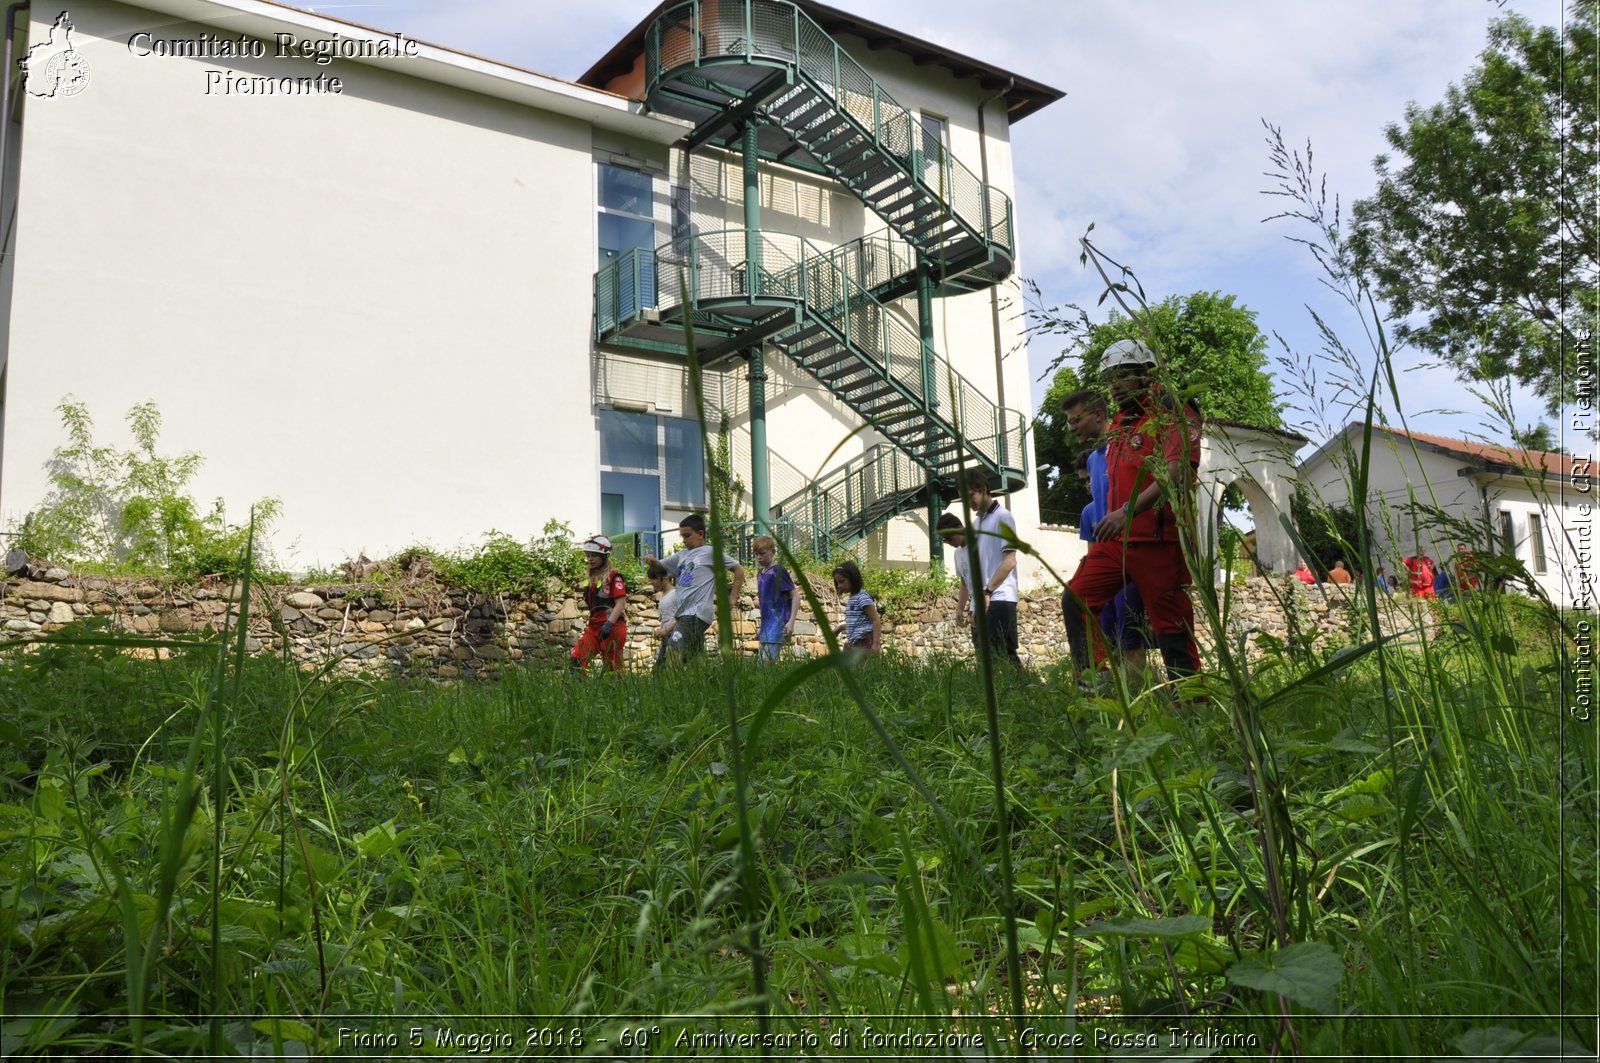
[580,534,612,556]
[1101,339,1157,372]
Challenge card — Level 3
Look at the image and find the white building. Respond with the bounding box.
[0,0,1061,576]
[1298,423,1595,605]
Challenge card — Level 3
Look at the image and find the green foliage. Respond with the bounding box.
[1030,291,1284,522]
[1349,3,1597,414]
[1290,491,1366,578]
[856,563,951,617]
[410,520,586,595]
[1510,421,1566,454]
[708,412,748,523]
[0,626,1587,1056]
[1031,365,1092,526]
[15,398,279,578]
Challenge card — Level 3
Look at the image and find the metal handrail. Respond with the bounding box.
[772,442,925,541]
[595,228,1028,483]
[644,0,1014,258]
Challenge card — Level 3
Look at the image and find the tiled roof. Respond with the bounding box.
[1373,425,1580,477]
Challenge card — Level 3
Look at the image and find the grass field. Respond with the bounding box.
[0,578,1594,1059]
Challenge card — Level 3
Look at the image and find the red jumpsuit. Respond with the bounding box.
[571,569,628,672]
[1404,556,1436,598]
[1065,390,1202,677]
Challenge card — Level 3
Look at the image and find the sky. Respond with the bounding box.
[320,0,1571,455]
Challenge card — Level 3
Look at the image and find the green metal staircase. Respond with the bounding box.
[643,0,1013,292]
[594,0,1029,549]
[771,443,931,550]
[597,229,1027,491]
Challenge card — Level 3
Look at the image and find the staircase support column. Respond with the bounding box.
[743,121,771,532]
[917,260,941,563]
[748,347,769,533]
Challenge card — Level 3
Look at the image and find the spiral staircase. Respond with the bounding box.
[594,0,1028,552]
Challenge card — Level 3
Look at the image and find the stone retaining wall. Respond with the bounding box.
[2,562,1434,679]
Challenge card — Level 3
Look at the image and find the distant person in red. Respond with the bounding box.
[570,534,628,673]
[1404,555,1437,598]
[1453,546,1479,591]
[1294,561,1316,584]
[1062,339,1202,682]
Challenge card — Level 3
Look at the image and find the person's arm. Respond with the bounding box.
[954,580,969,625]
[728,561,746,605]
[1095,457,1187,541]
[784,575,800,635]
[986,551,1018,595]
[865,601,882,653]
[600,575,626,639]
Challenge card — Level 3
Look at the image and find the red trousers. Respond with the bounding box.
[571,618,626,672]
[1066,540,1198,671]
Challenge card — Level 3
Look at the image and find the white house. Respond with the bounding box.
[0,0,1062,576]
[1298,423,1596,606]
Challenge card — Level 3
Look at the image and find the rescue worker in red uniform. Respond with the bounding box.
[570,534,628,673]
[1062,339,1202,682]
[1404,555,1436,598]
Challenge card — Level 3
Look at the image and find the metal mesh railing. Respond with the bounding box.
[645,0,1013,257]
[595,228,1029,483]
[594,248,657,338]
[772,442,926,546]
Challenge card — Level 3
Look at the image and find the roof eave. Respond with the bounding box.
[131,0,692,144]
[579,0,1064,123]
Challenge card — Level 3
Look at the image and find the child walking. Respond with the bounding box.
[831,560,880,653]
[753,535,800,661]
[936,513,978,647]
[647,559,682,671]
[569,534,627,674]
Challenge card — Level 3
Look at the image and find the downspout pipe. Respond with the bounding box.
[1,3,30,231]
[975,76,1013,423]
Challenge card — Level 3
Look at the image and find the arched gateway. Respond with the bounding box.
[1197,420,1310,575]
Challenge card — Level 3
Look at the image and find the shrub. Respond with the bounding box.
[15,398,279,578]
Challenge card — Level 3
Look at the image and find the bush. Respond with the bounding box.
[15,398,279,578]
[400,521,588,596]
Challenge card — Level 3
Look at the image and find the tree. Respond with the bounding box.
[1032,291,1285,523]
[1349,3,1597,413]
[1290,491,1366,579]
[18,397,278,575]
[1511,422,1566,454]
[1032,365,1090,526]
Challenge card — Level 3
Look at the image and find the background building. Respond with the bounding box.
[1298,423,1591,604]
[0,0,1061,577]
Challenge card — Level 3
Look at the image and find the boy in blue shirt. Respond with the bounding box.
[752,534,800,661]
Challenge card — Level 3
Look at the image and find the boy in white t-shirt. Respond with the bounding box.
[646,559,682,671]
[937,513,979,649]
[963,466,1023,668]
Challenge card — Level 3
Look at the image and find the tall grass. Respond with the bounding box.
[0,165,1593,1062]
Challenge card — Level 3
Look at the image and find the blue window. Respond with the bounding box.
[663,417,705,506]
[599,164,657,316]
[598,410,708,546]
[598,408,656,470]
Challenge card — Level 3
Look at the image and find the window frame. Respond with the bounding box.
[1528,511,1547,573]
[596,408,708,541]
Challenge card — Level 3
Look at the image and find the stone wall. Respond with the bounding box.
[1,560,1435,678]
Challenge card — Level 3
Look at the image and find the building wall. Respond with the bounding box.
[0,0,667,569]
[3,0,1048,581]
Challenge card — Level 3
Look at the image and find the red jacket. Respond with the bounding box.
[1104,389,1202,542]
